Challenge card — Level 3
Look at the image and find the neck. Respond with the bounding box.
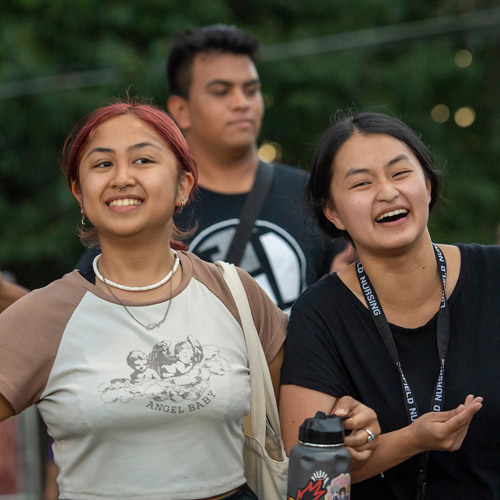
[356,233,441,313]
[188,141,259,193]
[97,237,176,289]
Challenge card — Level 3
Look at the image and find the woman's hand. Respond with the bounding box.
[342,395,482,483]
[408,394,483,454]
[332,396,381,461]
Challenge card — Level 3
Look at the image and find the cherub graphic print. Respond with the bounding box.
[97,335,232,407]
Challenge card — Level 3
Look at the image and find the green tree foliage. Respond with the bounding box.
[1,0,499,288]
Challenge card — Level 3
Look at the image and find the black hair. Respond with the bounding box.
[307,111,441,242]
[167,24,260,99]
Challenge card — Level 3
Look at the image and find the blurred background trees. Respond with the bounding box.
[1,0,499,289]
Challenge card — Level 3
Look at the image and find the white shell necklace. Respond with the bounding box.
[93,250,180,292]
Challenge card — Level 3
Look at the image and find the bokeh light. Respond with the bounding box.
[454,49,473,68]
[454,107,476,127]
[258,142,282,163]
[431,104,450,123]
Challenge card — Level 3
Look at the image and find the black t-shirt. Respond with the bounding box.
[175,163,340,313]
[281,243,500,499]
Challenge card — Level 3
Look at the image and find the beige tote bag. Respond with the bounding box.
[216,262,288,500]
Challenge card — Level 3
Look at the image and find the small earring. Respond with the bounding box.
[177,197,185,214]
[80,207,86,227]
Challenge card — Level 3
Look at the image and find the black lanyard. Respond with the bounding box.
[356,244,450,500]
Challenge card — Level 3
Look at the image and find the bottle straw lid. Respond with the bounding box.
[298,411,346,445]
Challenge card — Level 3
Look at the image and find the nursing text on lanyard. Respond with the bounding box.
[356,243,450,500]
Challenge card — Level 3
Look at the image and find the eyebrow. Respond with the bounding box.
[205,78,260,88]
[344,154,411,178]
[387,154,410,166]
[85,142,161,158]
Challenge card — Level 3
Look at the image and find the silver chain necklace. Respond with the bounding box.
[101,264,175,332]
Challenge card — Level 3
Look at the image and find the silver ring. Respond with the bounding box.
[363,428,375,443]
[116,186,127,192]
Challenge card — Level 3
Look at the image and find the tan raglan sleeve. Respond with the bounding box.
[0,272,86,414]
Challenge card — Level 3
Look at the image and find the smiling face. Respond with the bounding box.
[71,114,193,245]
[324,133,432,257]
[177,343,194,364]
[170,52,264,154]
[133,357,148,372]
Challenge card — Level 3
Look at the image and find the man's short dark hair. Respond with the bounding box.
[167,24,260,99]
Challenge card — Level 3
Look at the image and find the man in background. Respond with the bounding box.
[167,24,350,313]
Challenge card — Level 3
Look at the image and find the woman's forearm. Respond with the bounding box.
[351,395,483,483]
[351,425,418,483]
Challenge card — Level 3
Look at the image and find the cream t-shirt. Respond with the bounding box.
[0,252,287,499]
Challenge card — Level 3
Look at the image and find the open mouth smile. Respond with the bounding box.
[108,199,143,207]
[375,208,409,223]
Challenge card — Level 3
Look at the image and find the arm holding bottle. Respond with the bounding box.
[280,384,481,483]
[280,384,381,482]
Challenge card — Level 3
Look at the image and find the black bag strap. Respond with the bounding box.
[224,161,274,266]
